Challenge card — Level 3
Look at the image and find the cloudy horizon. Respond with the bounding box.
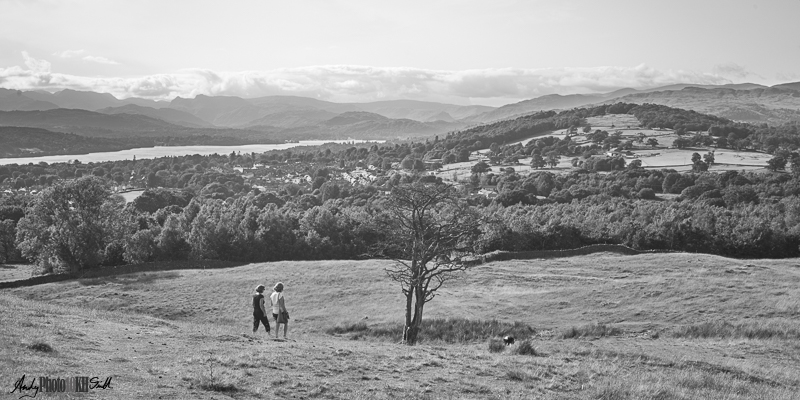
[2,0,799,107]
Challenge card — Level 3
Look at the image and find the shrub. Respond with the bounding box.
[514,340,539,356]
[27,342,53,352]
[488,338,505,353]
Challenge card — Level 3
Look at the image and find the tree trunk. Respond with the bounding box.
[405,286,426,346]
[402,288,413,342]
[402,258,417,343]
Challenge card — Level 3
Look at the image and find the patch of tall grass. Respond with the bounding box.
[672,320,800,340]
[327,317,535,344]
[325,321,369,335]
[560,323,621,339]
[487,338,505,353]
[514,340,539,356]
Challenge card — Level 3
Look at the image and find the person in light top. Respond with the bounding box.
[270,282,289,339]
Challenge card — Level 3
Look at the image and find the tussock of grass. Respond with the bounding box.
[513,340,539,356]
[197,378,240,393]
[560,323,621,339]
[488,338,505,353]
[27,342,53,352]
[673,320,800,340]
[506,369,530,381]
[326,321,369,335]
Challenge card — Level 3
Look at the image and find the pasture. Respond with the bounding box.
[2,253,800,399]
[437,115,772,183]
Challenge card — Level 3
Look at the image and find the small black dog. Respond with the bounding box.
[503,335,515,346]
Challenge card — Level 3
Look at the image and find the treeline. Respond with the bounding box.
[2,164,800,270]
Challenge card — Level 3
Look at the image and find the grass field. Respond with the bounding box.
[0,263,37,282]
[437,116,771,182]
[2,253,800,399]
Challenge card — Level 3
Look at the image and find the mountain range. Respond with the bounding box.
[1,81,799,158]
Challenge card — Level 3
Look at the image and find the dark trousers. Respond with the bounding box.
[253,313,271,332]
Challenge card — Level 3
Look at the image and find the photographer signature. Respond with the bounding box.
[10,375,38,399]
[10,375,113,399]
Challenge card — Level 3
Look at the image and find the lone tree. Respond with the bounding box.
[376,182,482,345]
[470,160,491,175]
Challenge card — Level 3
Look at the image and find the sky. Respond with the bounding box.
[1,0,799,106]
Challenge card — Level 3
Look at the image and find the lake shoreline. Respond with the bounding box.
[0,140,384,165]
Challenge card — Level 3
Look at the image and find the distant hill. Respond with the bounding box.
[169,95,270,127]
[21,89,168,111]
[0,108,186,137]
[604,86,800,124]
[0,126,142,157]
[246,95,357,114]
[468,94,607,123]
[0,88,59,111]
[244,111,465,141]
[170,95,494,127]
[98,104,213,128]
[238,108,339,129]
[351,99,493,121]
[773,81,800,91]
[463,83,778,124]
[646,83,769,91]
[425,111,456,123]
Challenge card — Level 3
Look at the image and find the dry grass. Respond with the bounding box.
[673,319,800,340]
[560,323,622,339]
[488,338,506,353]
[514,340,539,356]
[2,253,800,399]
[0,263,38,282]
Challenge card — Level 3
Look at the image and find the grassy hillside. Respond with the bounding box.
[608,87,800,124]
[2,254,800,399]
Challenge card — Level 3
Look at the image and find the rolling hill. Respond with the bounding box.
[257,111,466,140]
[0,108,189,137]
[0,109,284,148]
[0,126,144,157]
[605,86,800,124]
[98,104,213,128]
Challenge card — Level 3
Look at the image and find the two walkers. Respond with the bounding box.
[252,282,289,340]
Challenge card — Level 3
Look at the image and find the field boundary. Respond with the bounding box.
[1,245,671,289]
[471,244,673,265]
[0,260,243,290]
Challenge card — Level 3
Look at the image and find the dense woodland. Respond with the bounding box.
[2,103,800,271]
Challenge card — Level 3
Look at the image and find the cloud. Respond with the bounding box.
[52,49,85,58]
[53,50,120,65]
[712,62,760,80]
[21,51,51,73]
[1,52,732,104]
[776,71,800,83]
[82,55,120,65]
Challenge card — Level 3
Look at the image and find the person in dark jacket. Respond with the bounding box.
[252,284,270,334]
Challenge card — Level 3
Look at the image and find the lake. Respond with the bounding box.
[0,140,382,165]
